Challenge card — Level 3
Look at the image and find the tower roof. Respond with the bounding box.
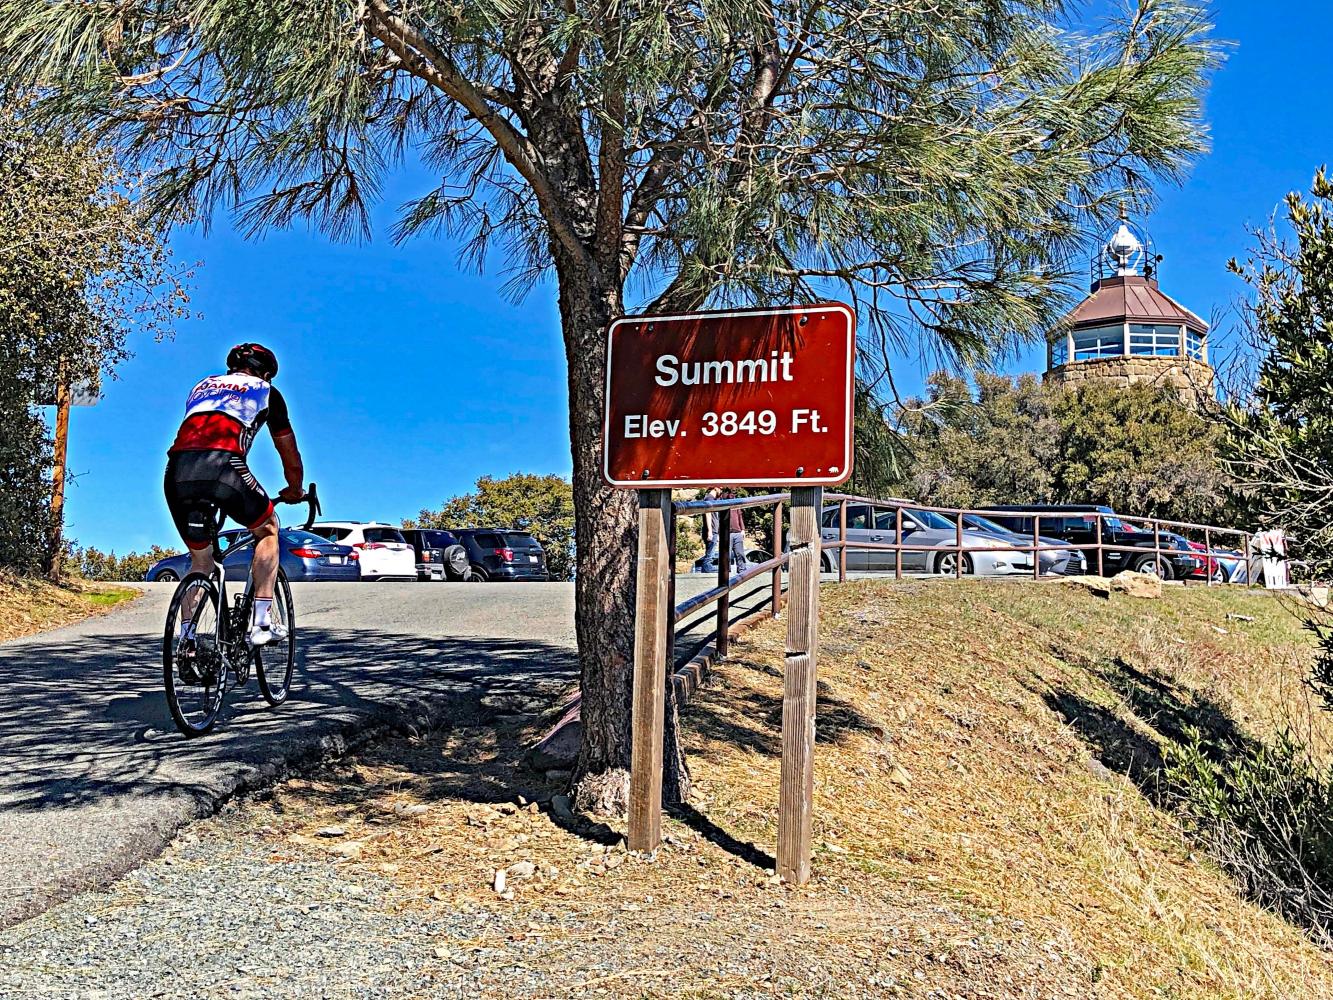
[1067,274,1208,332]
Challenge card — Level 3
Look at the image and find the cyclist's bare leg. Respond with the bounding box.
[251,514,280,600]
[180,545,217,623]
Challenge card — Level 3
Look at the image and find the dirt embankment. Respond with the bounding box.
[0,574,139,644]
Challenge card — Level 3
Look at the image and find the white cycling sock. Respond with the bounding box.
[252,598,273,628]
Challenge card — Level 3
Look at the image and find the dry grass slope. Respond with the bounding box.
[206,578,1333,998]
[0,573,139,644]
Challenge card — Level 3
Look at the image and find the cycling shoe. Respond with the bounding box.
[247,620,289,647]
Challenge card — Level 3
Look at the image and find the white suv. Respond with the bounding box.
[308,522,416,581]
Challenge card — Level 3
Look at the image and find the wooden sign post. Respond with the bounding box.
[629,488,671,852]
[606,304,854,883]
[778,486,821,883]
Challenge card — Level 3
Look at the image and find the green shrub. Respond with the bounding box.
[1164,726,1333,946]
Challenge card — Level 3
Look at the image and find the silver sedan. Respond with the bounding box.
[819,504,1082,576]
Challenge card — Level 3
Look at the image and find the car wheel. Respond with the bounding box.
[1133,554,1174,581]
[1211,566,1227,584]
[467,566,488,582]
[820,554,833,574]
[155,570,179,583]
[934,552,974,576]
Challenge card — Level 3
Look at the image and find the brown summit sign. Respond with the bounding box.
[602,304,855,487]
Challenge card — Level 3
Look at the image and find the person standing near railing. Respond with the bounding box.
[701,487,721,564]
[726,492,748,576]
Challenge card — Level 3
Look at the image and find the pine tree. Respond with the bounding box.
[0,0,1219,811]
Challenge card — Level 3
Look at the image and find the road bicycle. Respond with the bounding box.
[161,485,320,737]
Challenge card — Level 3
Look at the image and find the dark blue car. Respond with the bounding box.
[145,528,361,583]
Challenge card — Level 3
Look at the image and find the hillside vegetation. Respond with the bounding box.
[206,578,1333,998]
[711,579,1333,997]
[0,573,138,643]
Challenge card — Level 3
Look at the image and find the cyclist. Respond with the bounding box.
[164,343,305,646]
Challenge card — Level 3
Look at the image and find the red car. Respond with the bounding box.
[1185,539,1239,583]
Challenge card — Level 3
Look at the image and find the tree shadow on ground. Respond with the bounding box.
[1040,647,1258,804]
[0,626,577,818]
[683,665,890,763]
[667,660,890,868]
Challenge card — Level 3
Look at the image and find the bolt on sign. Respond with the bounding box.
[602,304,856,487]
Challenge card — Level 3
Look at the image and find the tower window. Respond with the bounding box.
[1051,335,1068,367]
[1129,323,1181,357]
[1185,328,1206,361]
[1072,324,1124,361]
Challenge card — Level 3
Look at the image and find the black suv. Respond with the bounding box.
[399,528,471,581]
[453,528,549,582]
[981,505,1201,580]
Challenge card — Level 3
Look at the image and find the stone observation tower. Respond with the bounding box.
[1046,209,1211,400]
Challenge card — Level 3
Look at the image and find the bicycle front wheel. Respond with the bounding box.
[163,573,226,736]
[256,571,296,706]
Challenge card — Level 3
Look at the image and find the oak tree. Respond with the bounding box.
[0,99,186,573]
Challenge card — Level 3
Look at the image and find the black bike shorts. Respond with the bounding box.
[164,450,274,550]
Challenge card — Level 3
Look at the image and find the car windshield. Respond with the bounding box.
[284,529,331,546]
[503,533,540,548]
[906,508,954,530]
[964,514,1013,535]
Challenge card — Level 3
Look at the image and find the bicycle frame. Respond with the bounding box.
[194,484,322,681]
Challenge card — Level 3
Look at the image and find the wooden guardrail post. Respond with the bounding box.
[838,498,847,583]
[1096,515,1104,577]
[717,505,732,657]
[778,486,822,884]
[955,511,964,579]
[1205,527,1213,587]
[1032,514,1041,581]
[894,506,903,580]
[629,488,671,853]
[771,499,784,617]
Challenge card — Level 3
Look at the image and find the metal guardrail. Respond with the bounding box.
[672,492,1264,657]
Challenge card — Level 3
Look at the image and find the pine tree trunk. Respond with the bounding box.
[555,254,690,814]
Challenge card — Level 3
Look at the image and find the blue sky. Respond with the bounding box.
[56,1,1333,553]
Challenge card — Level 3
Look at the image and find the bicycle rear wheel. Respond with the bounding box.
[256,571,295,706]
[163,573,226,736]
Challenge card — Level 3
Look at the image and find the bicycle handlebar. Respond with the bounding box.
[276,483,321,531]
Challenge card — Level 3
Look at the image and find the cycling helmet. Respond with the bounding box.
[226,343,278,381]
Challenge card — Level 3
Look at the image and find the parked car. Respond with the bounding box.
[1185,540,1245,583]
[307,521,416,581]
[818,503,1034,576]
[959,512,1087,576]
[400,527,472,581]
[452,528,549,581]
[981,505,1201,580]
[145,527,360,583]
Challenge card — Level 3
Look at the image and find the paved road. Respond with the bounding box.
[0,575,774,929]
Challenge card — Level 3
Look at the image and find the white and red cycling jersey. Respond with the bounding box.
[169,372,293,456]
